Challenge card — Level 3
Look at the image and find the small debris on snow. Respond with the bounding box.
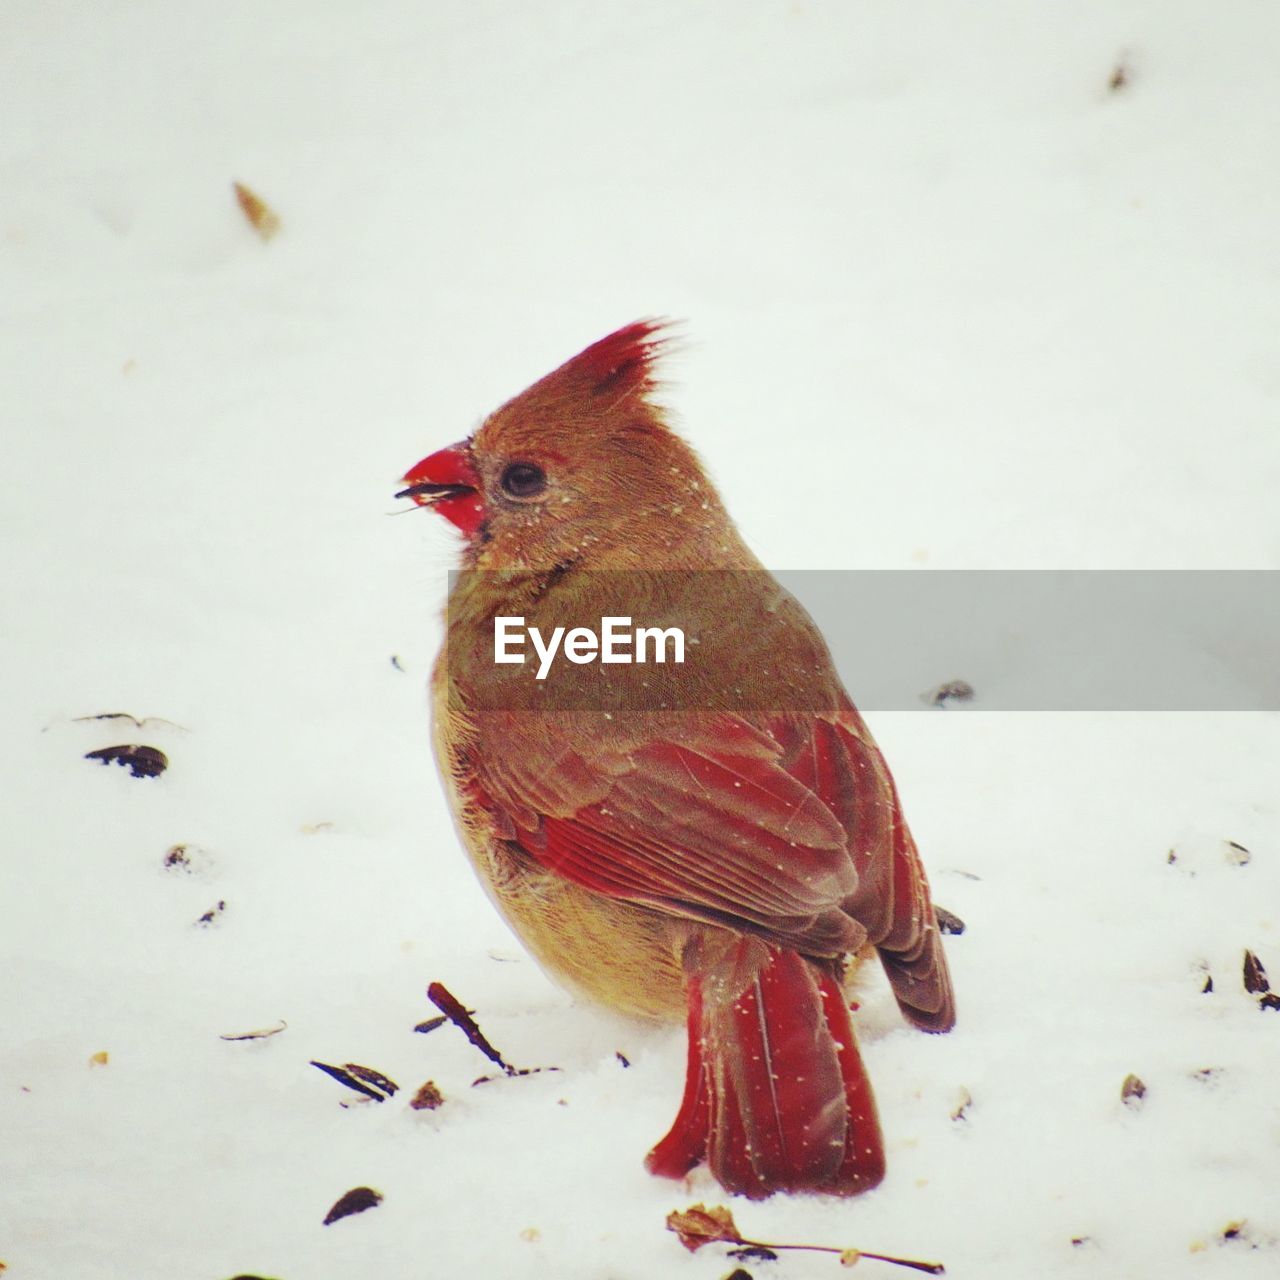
[408,1079,445,1111]
[923,679,975,708]
[74,711,185,731]
[935,905,966,936]
[195,900,226,927]
[1223,840,1251,867]
[164,844,193,871]
[1217,1219,1279,1250]
[615,1051,631,1068]
[1242,950,1280,1011]
[219,1020,287,1042]
[1242,949,1270,995]
[233,182,281,242]
[426,981,557,1084]
[951,1087,973,1122]
[311,1061,398,1102]
[413,1014,451,1035]
[163,843,214,875]
[727,1245,780,1263]
[84,744,168,778]
[1120,1074,1147,1109]
[89,1051,109,1067]
[322,1185,382,1226]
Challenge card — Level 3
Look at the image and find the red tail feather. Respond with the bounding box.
[645,982,711,1179]
[647,943,884,1197]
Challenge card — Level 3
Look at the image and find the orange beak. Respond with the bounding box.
[397,442,486,537]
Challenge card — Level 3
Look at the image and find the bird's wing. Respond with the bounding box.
[469,697,952,1017]
[774,704,954,1030]
[470,710,863,955]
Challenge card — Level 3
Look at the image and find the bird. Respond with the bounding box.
[398,320,955,1198]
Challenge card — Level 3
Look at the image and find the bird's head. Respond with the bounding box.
[398,321,741,571]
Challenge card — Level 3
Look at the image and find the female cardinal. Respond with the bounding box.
[399,321,954,1198]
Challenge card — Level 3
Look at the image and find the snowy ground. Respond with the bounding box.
[3,2,1279,1277]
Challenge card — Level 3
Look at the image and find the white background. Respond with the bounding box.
[2,3,1278,1277]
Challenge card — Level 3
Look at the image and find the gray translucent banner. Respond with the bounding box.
[444,571,1280,711]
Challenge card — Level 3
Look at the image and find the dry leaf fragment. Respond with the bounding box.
[935,906,966,936]
[409,1079,445,1111]
[85,744,168,778]
[233,182,281,241]
[668,1204,741,1253]
[1121,1074,1146,1108]
[220,1020,287,1042]
[322,1185,382,1225]
[89,1051,109,1066]
[666,1204,945,1274]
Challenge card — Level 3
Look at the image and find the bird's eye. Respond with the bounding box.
[500,462,547,498]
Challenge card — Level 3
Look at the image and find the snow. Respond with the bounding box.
[3,2,1279,1277]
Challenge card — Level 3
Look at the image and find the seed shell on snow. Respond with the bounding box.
[322,1186,382,1226]
[310,1061,398,1102]
[84,744,169,778]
